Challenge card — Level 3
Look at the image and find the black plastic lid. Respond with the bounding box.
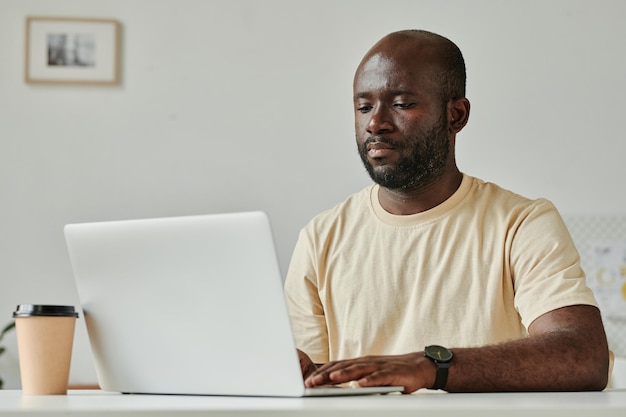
[12,305,79,318]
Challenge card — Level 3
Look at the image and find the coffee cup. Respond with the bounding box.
[12,305,79,395]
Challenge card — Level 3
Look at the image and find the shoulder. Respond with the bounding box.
[465,177,576,266]
[465,176,558,219]
[458,176,569,244]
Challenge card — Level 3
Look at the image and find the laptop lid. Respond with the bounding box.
[65,211,311,396]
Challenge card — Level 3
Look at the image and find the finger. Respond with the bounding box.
[321,362,379,386]
[305,370,333,387]
[314,358,371,375]
[356,368,419,394]
[305,357,382,387]
[355,368,395,387]
[304,360,357,387]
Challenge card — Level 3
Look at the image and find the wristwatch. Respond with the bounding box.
[424,345,453,390]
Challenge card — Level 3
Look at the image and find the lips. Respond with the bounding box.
[366,141,395,158]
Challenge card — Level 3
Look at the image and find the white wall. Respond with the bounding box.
[1,0,625,388]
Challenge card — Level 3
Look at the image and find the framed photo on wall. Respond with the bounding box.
[25,17,121,85]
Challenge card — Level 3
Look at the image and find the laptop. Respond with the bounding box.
[64,211,403,397]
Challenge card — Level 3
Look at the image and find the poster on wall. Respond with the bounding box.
[24,17,120,85]
[589,240,626,319]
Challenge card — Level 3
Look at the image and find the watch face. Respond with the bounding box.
[425,345,453,362]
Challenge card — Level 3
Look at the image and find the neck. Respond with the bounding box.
[377,168,463,215]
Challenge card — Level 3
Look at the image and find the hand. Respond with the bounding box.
[304,352,434,394]
[297,349,318,379]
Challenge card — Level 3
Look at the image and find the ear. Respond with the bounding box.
[447,98,470,134]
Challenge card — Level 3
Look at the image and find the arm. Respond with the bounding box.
[305,304,609,393]
[285,228,331,366]
[298,349,319,379]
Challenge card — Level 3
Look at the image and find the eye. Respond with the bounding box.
[393,102,415,109]
[356,104,373,113]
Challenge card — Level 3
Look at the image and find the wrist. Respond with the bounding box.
[420,353,438,389]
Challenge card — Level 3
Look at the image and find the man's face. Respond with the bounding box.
[353,52,451,190]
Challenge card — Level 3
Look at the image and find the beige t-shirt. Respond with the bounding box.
[284,175,598,364]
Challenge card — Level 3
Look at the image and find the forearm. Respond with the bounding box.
[305,305,609,393]
[445,307,609,392]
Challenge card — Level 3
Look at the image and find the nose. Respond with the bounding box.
[366,105,394,135]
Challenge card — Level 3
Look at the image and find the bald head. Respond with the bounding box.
[356,30,466,102]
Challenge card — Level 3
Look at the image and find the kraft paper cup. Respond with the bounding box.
[12,305,79,395]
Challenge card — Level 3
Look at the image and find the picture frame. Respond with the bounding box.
[25,17,121,85]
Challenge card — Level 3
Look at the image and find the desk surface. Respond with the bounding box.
[1,389,626,417]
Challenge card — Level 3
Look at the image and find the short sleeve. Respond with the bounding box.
[510,199,598,329]
[284,228,330,364]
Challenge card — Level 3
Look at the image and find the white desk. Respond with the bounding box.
[1,389,626,417]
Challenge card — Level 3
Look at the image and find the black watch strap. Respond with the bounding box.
[424,345,453,391]
[431,361,451,390]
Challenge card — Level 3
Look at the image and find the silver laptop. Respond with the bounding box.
[64,211,402,397]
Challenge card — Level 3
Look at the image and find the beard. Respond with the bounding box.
[357,114,450,190]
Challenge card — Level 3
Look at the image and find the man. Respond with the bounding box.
[284,30,609,393]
